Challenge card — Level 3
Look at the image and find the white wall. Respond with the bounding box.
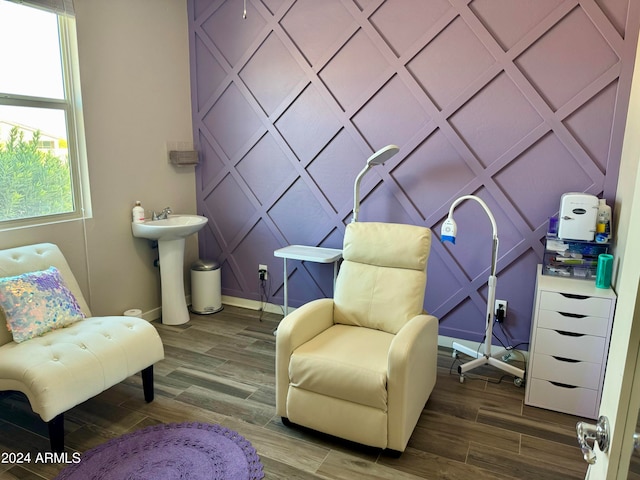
[0,0,196,318]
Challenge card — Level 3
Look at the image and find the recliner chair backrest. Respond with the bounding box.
[333,222,431,334]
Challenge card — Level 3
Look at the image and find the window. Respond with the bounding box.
[0,0,90,228]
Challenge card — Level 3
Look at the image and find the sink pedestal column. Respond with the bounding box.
[131,214,208,325]
[157,238,190,325]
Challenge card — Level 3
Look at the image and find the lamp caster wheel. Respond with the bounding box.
[452,349,458,359]
[459,375,465,384]
[514,377,524,387]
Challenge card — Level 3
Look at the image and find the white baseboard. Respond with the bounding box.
[142,306,162,322]
[221,295,287,315]
[139,294,284,322]
[142,295,528,363]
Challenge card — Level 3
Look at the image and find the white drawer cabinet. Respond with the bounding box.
[525,265,616,419]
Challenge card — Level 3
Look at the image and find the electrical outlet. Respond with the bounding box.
[258,264,268,281]
[495,299,507,322]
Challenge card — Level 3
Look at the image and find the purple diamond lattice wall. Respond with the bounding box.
[188,0,639,348]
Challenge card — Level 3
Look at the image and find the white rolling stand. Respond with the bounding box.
[525,265,617,419]
[273,245,342,316]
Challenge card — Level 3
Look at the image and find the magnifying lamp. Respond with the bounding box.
[441,195,525,386]
[351,145,399,222]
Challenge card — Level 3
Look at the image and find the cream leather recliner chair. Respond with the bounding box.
[276,222,438,454]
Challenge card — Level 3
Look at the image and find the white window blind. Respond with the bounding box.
[6,0,73,16]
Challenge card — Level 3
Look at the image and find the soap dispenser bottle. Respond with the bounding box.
[132,201,145,223]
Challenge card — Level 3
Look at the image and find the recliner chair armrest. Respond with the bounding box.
[275,298,335,416]
[387,313,439,451]
[277,298,335,348]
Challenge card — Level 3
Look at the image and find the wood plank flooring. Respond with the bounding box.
[0,305,589,479]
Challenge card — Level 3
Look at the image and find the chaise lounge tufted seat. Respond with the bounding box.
[0,243,165,452]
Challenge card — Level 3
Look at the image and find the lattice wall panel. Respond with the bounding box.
[188,0,638,347]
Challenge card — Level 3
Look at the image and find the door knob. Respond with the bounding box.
[576,416,610,464]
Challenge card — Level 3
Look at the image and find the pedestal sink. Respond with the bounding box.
[132,215,208,325]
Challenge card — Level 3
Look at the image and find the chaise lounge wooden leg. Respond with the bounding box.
[48,413,64,453]
[142,365,154,403]
[46,368,153,453]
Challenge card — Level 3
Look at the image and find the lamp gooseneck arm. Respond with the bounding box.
[351,144,400,223]
[352,164,371,223]
[447,195,499,275]
[447,195,497,237]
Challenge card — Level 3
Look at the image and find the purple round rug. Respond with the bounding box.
[55,422,264,480]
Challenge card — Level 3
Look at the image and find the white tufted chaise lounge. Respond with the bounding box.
[0,243,165,452]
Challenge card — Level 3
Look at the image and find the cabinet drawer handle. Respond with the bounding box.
[549,381,578,389]
[555,330,585,337]
[552,356,580,363]
[560,293,590,300]
[558,312,587,318]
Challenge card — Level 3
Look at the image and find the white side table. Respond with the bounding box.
[273,245,342,316]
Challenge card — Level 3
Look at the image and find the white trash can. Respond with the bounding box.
[190,259,222,314]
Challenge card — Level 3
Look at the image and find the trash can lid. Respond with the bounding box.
[191,259,220,271]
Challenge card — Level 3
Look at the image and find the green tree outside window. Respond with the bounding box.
[0,126,73,221]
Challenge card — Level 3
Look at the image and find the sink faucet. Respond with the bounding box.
[152,207,172,220]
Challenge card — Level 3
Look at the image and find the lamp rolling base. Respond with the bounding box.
[452,341,525,387]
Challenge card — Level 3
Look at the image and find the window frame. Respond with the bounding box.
[0,2,91,231]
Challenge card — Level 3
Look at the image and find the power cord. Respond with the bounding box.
[258,274,288,324]
[258,275,271,322]
[494,322,529,364]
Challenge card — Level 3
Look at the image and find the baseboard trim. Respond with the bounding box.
[141,295,528,362]
[142,306,162,322]
[220,297,528,360]
[139,295,286,322]
[221,295,286,315]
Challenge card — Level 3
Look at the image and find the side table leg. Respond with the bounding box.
[283,257,288,316]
